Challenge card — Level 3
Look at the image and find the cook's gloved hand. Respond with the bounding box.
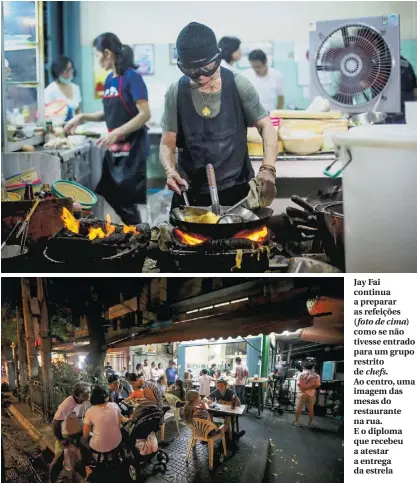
[255,165,277,207]
[165,167,188,195]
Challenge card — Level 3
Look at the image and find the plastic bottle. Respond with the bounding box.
[24,182,34,201]
[231,394,236,410]
[22,105,31,123]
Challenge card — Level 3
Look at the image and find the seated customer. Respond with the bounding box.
[181,390,211,423]
[166,379,186,402]
[208,378,245,440]
[181,390,226,441]
[132,373,163,408]
[108,375,122,403]
[49,382,91,483]
[157,375,167,397]
[81,386,129,480]
[124,373,145,402]
[208,378,241,406]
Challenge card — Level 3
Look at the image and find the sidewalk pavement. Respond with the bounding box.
[7,399,55,454]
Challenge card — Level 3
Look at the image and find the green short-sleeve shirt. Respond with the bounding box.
[161,72,268,133]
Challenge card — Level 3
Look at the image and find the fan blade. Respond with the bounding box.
[341,27,350,48]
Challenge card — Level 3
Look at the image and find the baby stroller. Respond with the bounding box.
[121,403,169,481]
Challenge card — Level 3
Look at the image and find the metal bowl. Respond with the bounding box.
[349,112,387,127]
[1,245,28,259]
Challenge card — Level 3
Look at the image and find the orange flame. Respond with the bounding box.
[106,214,116,236]
[173,228,210,246]
[88,213,117,240]
[233,226,269,243]
[87,227,106,240]
[123,224,140,235]
[61,207,79,234]
[61,209,139,240]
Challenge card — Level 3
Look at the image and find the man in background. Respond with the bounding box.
[243,49,284,111]
[233,357,248,403]
[166,360,177,386]
[209,364,217,377]
[293,361,321,428]
[142,359,151,381]
[198,369,215,398]
[108,374,122,403]
[150,361,159,383]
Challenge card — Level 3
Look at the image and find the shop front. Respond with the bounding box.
[177,337,263,380]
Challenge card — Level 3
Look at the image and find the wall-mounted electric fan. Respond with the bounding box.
[309,15,401,113]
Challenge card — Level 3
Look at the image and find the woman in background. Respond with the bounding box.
[184,371,194,393]
[157,375,167,397]
[65,33,151,225]
[218,36,241,70]
[44,55,81,121]
[167,379,186,401]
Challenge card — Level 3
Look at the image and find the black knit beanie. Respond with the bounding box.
[176,22,219,68]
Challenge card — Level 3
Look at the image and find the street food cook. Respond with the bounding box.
[160,22,277,212]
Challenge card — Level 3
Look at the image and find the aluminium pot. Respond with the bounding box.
[315,202,344,271]
[290,195,345,270]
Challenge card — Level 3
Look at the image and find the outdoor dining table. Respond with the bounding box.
[206,403,246,442]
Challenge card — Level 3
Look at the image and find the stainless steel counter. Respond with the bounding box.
[250,152,336,162]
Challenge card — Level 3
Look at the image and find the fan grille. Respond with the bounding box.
[315,24,392,107]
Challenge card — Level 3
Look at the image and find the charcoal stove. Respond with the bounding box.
[44,213,151,273]
[152,222,275,273]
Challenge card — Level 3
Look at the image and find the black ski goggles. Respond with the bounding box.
[177,53,221,80]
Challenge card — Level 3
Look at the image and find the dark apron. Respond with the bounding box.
[172,67,254,209]
[96,75,147,209]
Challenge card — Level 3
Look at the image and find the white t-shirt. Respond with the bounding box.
[199,375,213,396]
[53,396,87,436]
[44,81,82,112]
[150,367,160,382]
[242,67,284,112]
[83,402,122,453]
[142,365,151,381]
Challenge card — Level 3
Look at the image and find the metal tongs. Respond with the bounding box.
[16,198,41,253]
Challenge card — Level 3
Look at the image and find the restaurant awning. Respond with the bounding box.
[110,295,317,348]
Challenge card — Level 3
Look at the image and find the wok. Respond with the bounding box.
[170,206,274,238]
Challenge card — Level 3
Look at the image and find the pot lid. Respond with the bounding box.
[333,125,417,148]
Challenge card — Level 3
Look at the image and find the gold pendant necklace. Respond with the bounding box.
[198,78,217,117]
[202,106,211,117]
